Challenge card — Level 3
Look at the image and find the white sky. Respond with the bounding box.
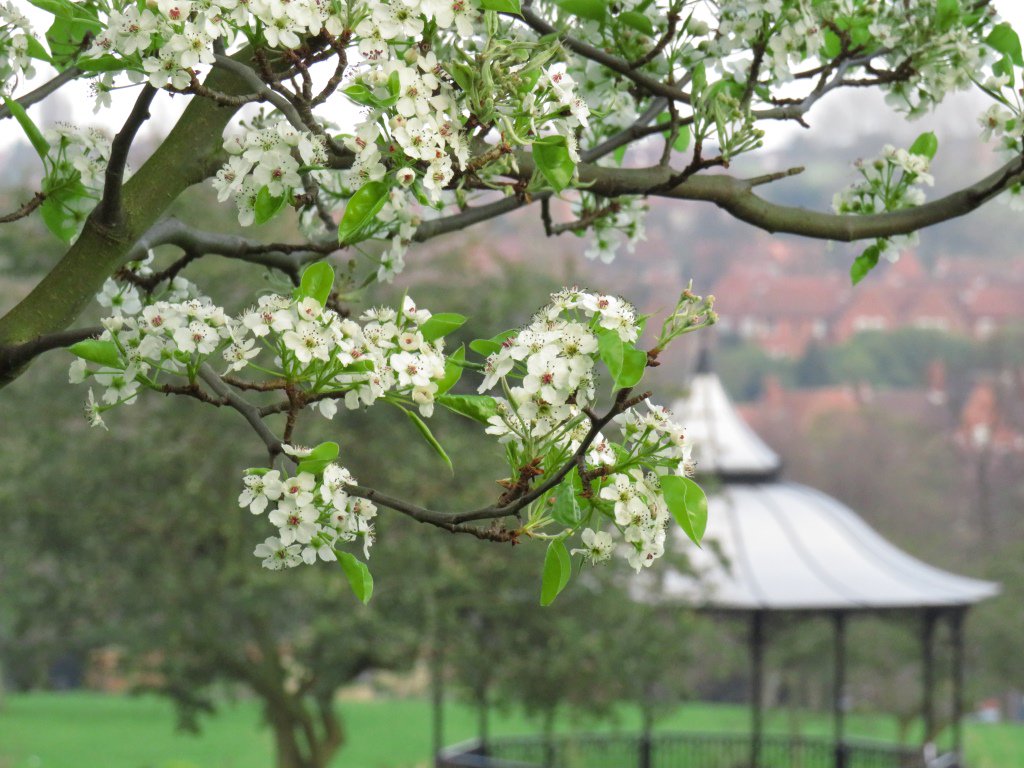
[4,3,1024,157]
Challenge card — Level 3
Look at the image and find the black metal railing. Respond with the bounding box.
[438,732,930,768]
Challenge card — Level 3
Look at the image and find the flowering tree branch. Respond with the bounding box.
[98,84,159,228]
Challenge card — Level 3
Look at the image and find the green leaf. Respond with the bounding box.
[691,62,707,94]
[2,96,50,160]
[437,393,499,424]
[469,329,516,358]
[420,313,467,342]
[77,55,128,72]
[25,35,52,63]
[401,406,453,473]
[908,131,938,161]
[597,330,647,390]
[598,329,624,382]
[68,339,121,368]
[555,0,606,23]
[531,136,576,193]
[436,345,465,396]
[540,539,572,606]
[336,551,374,604]
[660,475,708,547]
[296,262,335,306]
[449,63,476,94]
[673,125,692,153]
[986,22,1024,66]
[935,0,960,31]
[253,186,287,225]
[618,346,648,389]
[550,474,583,527]
[337,180,389,244]
[40,179,88,243]
[342,83,377,107]
[39,1,101,67]
[850,243,881,285]
[620,11,654,35]
[993,54,1016,87]
[613,145,628,166]
[480,0,521,12]
[296,441,340,477]
[821,28,842,59]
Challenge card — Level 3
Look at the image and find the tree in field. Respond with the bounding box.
[1,0,1023,601]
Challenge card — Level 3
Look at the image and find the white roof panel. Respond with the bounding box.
[664,482,1000,611]
[672,373,781,478]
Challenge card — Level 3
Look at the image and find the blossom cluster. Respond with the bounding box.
[46,124,116,191]
[581,403,696,572]
[69,272,449,428]
[0,1,34,94]
[474,287,700,573]
[478,287,638,443]
[215,118,328,225]
[832,141,935,264]
[244,452,377,570]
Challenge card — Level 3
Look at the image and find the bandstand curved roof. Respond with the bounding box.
[664,369,999,612]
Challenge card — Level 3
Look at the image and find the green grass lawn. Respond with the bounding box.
[0,692,1020,768]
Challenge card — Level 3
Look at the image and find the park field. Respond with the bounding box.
[0,692,1021,768]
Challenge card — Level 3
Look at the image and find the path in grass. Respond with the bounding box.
[0,692,1020,768]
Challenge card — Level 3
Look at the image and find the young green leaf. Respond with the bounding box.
[296,441,340,476]
[77,55,129,72]
[821,28,842,59]
[437,394,499,424]
[986,22,1023,66]
[24,35,52,63]
[68,339,121,368]
[850,243,881,285]
[253,186,287,225]
[660,475,708,547]
[531,136,576,192]
[908,131,938,161]
[597,330,647,390]
[39,177,88,243]
[336,551,374,604]
[343,83,378,107]
[436,345,466,395]
[550,475,583,527]
[469,329,516,358]
[297,262,335,306]
[401,406,453,473]
[618,346,648,390]
[480,0,521,12]
[540,538,572,606]
[555,0,606,23]
[673,125,692,153]
[620,11,654,35]
[420,312,467,342]
[2,96,50,160]
[935,0,961,31]
[337,180,388,244]
[597,329,624,383]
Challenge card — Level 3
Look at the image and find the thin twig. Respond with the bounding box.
[0,192,44,224]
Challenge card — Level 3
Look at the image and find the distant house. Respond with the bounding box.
[711,251,1024,356]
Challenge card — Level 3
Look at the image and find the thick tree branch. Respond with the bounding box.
[123,218,337,285]
[0,326,102,379]
[213,54,308,135]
